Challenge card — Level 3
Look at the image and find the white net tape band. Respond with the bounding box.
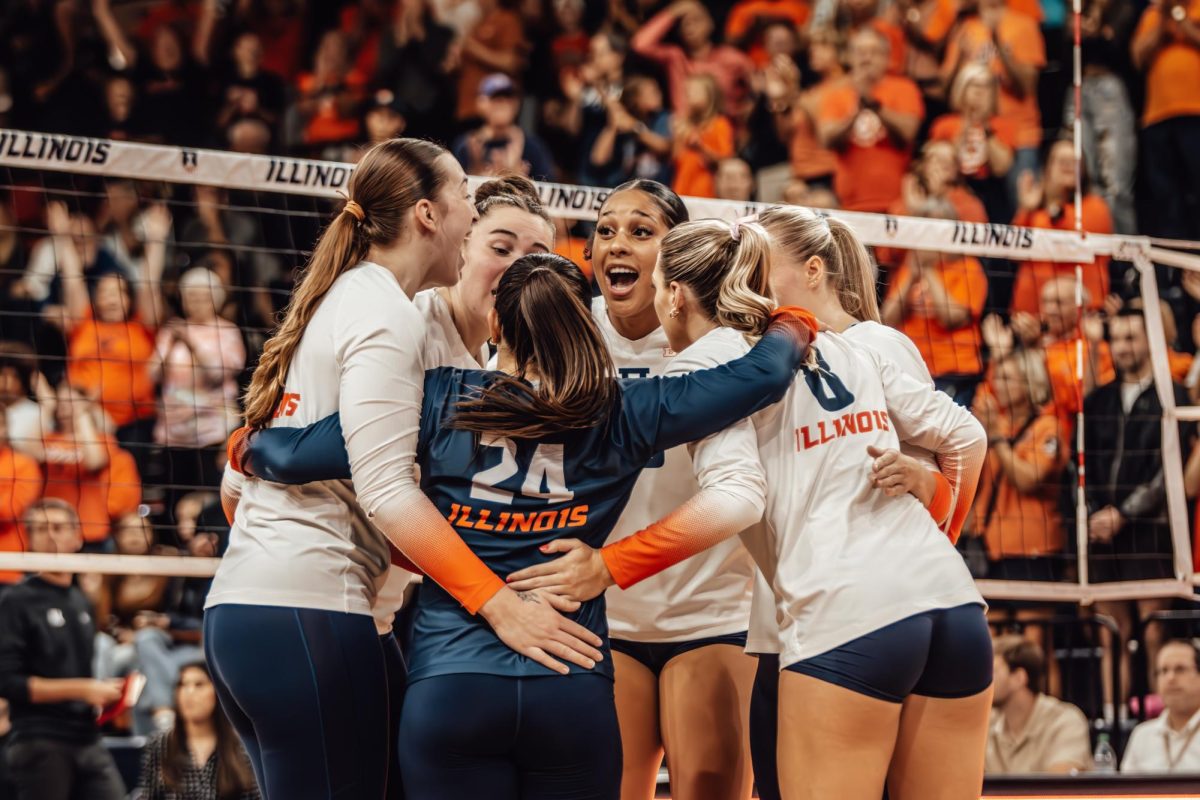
[0,127,1149,263]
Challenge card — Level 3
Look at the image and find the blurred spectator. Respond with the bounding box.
[1081,310,1192,706]
[671,75,736,198]
[773,27,842,192]
[929,64,1016,222]
[983,277,1115,430]
[715,157,756,201]
[551,0,590,77]
[97,76,151,143]
[896,0,959,94]
[545,27,628,161]
[232,0,305,81]
[338,0,393,78]
[1121,639,1200,773]
[41,384,141,550]
[456,0,527,121]
[0,344,47,463]
[877,140,988,269]
[1011,139,1113,317]
[943,0,1047,200]
[55,202,168,457]
[0,411,41,588]
[22,208,120,309]
[632,1,755,118]
[92,0,216,146]
[726,1,812,67]
[0,499,126,800]
[971,350,1068,580]
[288,30,368,153]
[97,180,154,282]
[817,27,924,213]
[837,0,907,75]
[882,199,988,405]
[149,269,245,521]
[360,91,409,150]
[1063,0,1137,235]
[214,33,286,142]
[178,187,281,331]
[586,75,674,187]
[1132,0,1200,244]
[986,635,1093,774]
[137,661,259,800]
[374,0,458,144]
[455,74,556,179]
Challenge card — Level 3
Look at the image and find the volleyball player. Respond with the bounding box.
[373,174,556,800]
[204,140,602,800]
[229,252,819,799]
[744,205,968,800]
[588,180,761,800]
[513,216,994,800]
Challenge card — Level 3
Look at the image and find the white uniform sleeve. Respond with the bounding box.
[875,354,988,531]
[331,278,503,613]
[665,343,766,533]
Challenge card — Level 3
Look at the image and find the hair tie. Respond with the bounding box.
[342,199,365,222]
[730,213,759,242]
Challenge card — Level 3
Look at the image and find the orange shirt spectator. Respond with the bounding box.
[67,310,157,430]
[295,31,367,145]
[726,0,812,65]
[859,18,909,75]
[972,402,1068,560]
[1009,197,1113,316]
[457,6,526,120]
[672,75,736,198]
[884,253,989,377]
[929,113,1019,180]
[943,5,1046,149]
[818,74,924,211]
[786,29,844,180]
[1132,0,1200,126]
[1044,336,1115,424]
[903,0,960,82]
[41,386,141,545]
[0,444,43,584]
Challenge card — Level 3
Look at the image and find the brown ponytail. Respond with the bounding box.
[451,253,617,439]
[658,218,775,338]
[242,138,448,428]
[758,206,881,323]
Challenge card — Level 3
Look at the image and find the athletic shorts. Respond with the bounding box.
[785,604,993,703]
[609,631,748,678]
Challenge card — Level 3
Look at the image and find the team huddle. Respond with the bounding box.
[205,138,995,800]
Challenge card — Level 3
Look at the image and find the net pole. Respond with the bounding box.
[1072,0,1090,595]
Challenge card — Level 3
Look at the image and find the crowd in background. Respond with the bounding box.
[0,0,1196,789]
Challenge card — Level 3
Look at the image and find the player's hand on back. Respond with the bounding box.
[478,586,605,675]
[505,539,614,603]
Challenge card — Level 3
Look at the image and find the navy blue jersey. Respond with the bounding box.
[243,321,809,680]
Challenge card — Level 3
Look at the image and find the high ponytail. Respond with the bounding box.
[242,138,447,428]
[658,218,775,338]
[451,254,617,439]
[758,206,881,323]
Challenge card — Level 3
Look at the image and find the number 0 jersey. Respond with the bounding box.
[746,331,986,668]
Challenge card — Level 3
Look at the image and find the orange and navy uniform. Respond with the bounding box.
[234,311,816,679]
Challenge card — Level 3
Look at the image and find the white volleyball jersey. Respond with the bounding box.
[593,297,757,642]
[745,331,985,668]
[371,289,489,634]
[746,321,937,654]
[208,262,423,616]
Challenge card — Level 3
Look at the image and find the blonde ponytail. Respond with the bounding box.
[759,207,881,323]
[242,137,448,428]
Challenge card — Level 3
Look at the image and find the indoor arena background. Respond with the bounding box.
[0,0,1199,797]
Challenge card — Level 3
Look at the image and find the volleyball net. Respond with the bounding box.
[0,128,1196,609]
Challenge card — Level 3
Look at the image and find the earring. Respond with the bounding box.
[668,309,680,319]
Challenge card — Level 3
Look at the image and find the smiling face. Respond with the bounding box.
[592,189,676,329]
[459,205,554,322]
[428,154,479,288]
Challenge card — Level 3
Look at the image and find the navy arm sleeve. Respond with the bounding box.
[244,369,456,485]
[244,413,351,484]
[617,320,811,461]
